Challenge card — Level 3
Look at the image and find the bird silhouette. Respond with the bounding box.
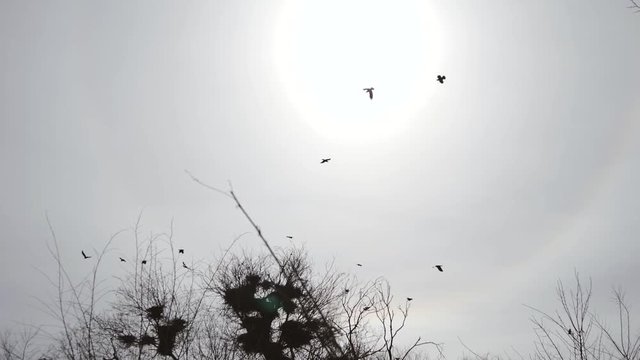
[286,236,293,239]
[81,250,91,259]
[320,158,331,164]
[568,329,572,336]
[119,257,126,262]
[434,265,444,272]
[178,249,184,254]
[182,261,190,270]
[356,263,363,267]
[363,306,371,311]
[407,297,413,301]
[437,75,446,84]
[345,289,350,293]
[141,260,147,265]
[363,87,374,99]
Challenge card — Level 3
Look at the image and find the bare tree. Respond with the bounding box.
[594,289,640,360]
[0,328,43,360]
[27,213,244,360]
[34,214,126,359]
[5,180,439,360]
[97,216,245,360]
[334,277,442,360]
[525,272,606,360]
[336,277,385,360]
[370,281,442,360]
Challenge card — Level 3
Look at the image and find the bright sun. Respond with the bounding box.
[274,1,443,144]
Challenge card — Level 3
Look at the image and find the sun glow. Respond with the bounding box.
[274,1,443,144]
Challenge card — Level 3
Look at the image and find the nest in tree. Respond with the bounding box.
[156,317,187,356]
[274,283,303,299]
[241,316,273,335]
[117,334,137,347]
[145,305,164,321]
[262,342,290,360]
[139,334,156,346]
[279,320,314,348]
[237,330,271,354]
[224,275,263,313]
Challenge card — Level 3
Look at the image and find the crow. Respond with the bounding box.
[345,289,350,293]
[81,250,91,259]
[363,87,374,99]
[119,257,126,262]
[356,263,363,267]
[178,249,184,254]
[407,297,413,301]
[437,75,446,84]
[141,260,147,265]
[321,158,331,164]
[286,236,293,239]
[363,306,371,311]
[182,261,190,270]
[434,265,444,272]
[568,329,572,336]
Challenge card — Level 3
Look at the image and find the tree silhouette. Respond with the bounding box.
[3,202,439,360]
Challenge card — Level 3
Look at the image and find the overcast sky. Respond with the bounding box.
[1,0,640,357]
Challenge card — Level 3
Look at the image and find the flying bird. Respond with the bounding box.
[182,262,190,270]
[81,250,91,259]
[436,75,446,84]
[434,265,444,272]
[320,158,331,164]
[178,249,184,254]
[407,297,413,301]
[286,236,293,239]
[119,257,126,262]
[363,306,371,311]
[356,263,363,267]
[363,87,374,99]
[141,260,147,265]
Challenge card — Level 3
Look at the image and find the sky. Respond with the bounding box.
[1,0,640,357]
